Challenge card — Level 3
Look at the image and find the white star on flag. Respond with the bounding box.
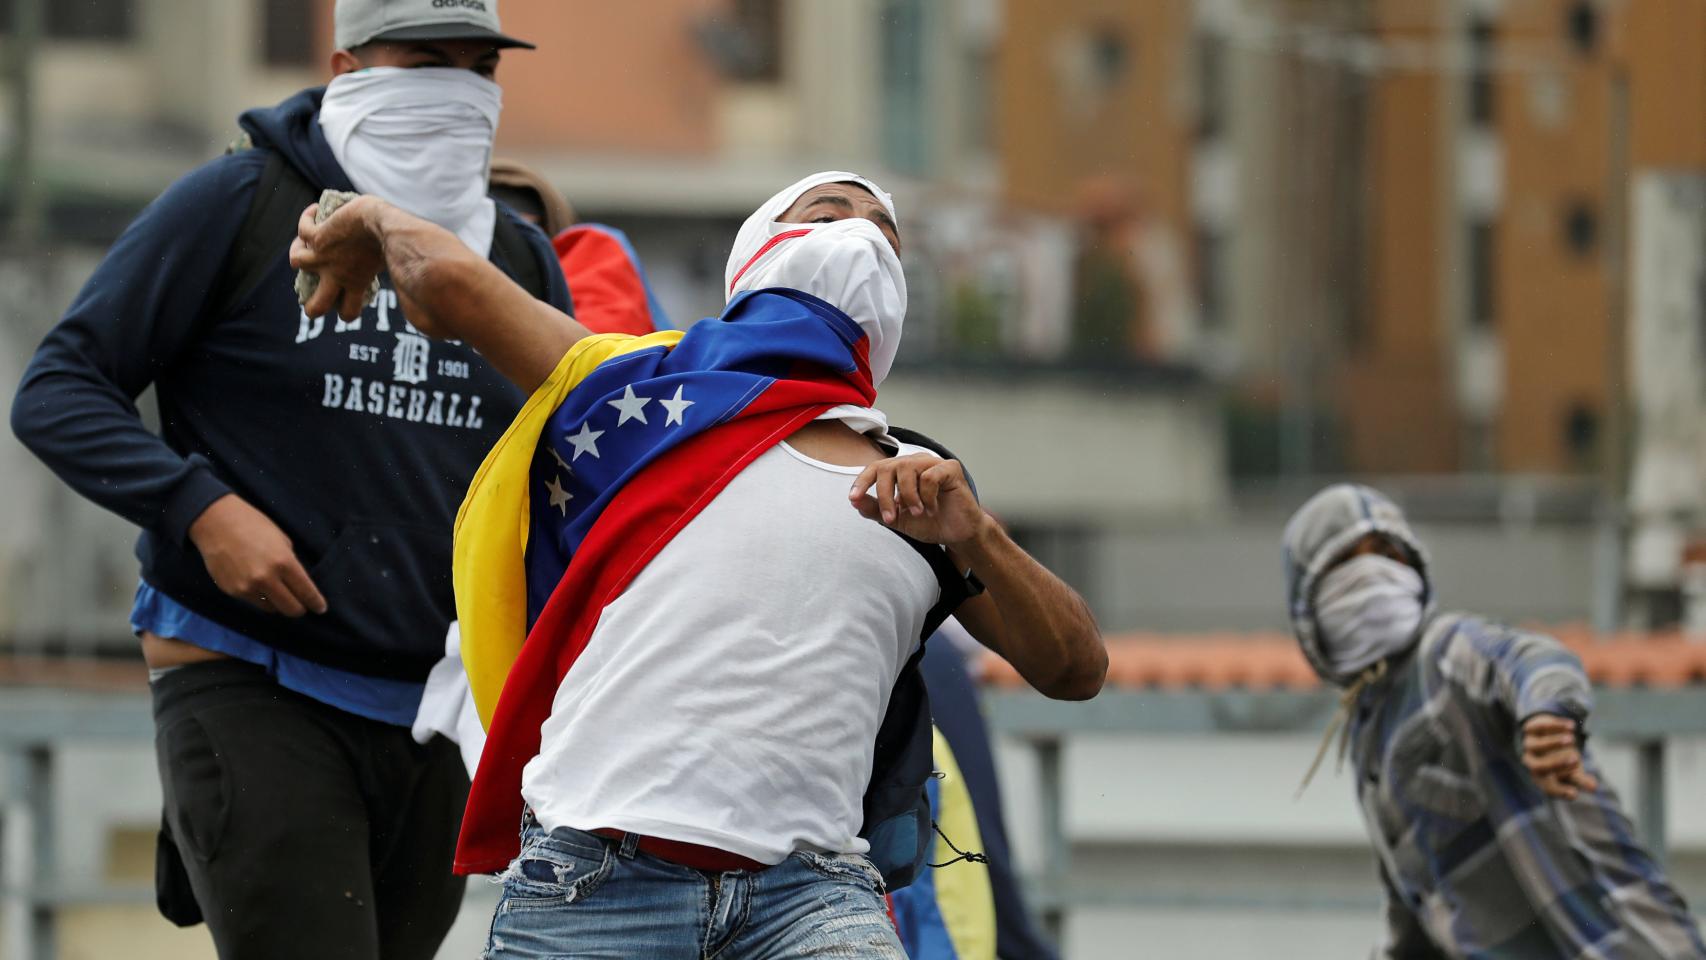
[607,384,652,426]
[660,385,695,427]
[566,422,604,460]
[544,474,573,516]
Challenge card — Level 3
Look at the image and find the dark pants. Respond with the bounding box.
[150,659,469,960]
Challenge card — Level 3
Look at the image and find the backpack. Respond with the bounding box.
[860,426,983,890]
[207,149,549,320]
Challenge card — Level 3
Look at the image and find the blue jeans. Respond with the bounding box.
[483,818,906,958]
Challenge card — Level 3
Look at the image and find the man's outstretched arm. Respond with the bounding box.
[850,454,1106,700]
[290,196,590,392]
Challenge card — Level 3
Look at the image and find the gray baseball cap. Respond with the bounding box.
[335,0,535,51]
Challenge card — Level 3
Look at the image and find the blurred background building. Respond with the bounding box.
[3,0,1706,957]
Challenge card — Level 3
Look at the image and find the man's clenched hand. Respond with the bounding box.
[1522,713,1599,800]
[289,197,390,326]
[189,494,327,618]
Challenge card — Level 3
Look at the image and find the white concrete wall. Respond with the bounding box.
[1094,519,1602,634]
[2,733,1703,957]
[996,734,1706,959]
[875,374,1230,524]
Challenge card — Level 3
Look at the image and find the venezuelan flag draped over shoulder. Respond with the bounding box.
[450,287,877,874]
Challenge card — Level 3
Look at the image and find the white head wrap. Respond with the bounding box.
[724,172,906,392]
[320,67,501,256]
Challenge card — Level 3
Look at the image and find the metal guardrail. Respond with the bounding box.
[983,688,1706,935]
[4,687,1702,958]
[0,690,152,960]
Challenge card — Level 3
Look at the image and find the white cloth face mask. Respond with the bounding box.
[1314,554,1425,676]
[728,216,908,387]
[319,67,501,257]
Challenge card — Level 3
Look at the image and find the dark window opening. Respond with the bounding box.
[878,0,928,174]
[1567,1,1599,55]
[1088,24,1129,93]
[1467,15,1496,127]
[1563,401,1600,470]
[1563,201,1598,257]
[262,0,316,67]
[963,44,996,155]
[1196,32,1226,140]
[694,0,783,83]
[0,0,136,40]
[1194,227,1226,330]
[1469,219,1496,328]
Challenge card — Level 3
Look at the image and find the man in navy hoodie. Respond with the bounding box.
[9,1,569,956]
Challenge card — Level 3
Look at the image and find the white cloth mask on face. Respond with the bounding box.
[723,172,904,434]
[1314,554,1425,676]
[728,216,907,387]
[320,67,501,257]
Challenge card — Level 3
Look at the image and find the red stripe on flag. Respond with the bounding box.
[455,374,875,875]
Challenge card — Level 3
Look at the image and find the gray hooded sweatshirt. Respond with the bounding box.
[1283,484,1703,960]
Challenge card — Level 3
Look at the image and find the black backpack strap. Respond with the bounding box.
[897,529,984,640]
[209,153,553,323]
[207,150,318,325]
[491,211,549,301]
[880,424,985,630]
[885,425,979,501]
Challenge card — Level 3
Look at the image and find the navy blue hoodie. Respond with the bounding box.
[10,88,572,682]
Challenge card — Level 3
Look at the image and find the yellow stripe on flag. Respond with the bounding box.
[931,727,997,960]
[453,331,685,728]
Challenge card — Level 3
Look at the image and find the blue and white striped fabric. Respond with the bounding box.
[1284,485,1706,958]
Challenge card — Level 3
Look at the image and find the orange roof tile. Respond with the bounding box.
[979,626,1706,691]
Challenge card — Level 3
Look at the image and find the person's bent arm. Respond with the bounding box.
[1451,626,1597,799]
[948,522,1105,700]
[850,454,1106,700]
[290,197,590,393]
[12,155,325,617]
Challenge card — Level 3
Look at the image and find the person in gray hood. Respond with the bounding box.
[1283,484,1705,959]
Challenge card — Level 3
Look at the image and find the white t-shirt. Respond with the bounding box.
[520,438,942,864]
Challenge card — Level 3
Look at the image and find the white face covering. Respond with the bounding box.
[1314,554,1425,676]
[728,217,907,386]
[724,171,906,443]
[319,67,501,257]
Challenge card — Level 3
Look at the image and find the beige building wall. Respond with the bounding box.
[1620,0,1706,170]
[492,0,724,155]
[1338,0,1459,475]
[1494,0,1615,474]
[996,0,1194,231]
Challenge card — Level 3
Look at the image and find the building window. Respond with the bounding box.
[0,0,135,40]
[880,0,929,174]
[1088,24,1129,92]
[695,0,783,83]
[1563,401,1600,470]
[1054,22,1132,120]
[1194,227,1226,330]
[262,0,316,67]
[1196,32,1226,141]
[1563,200,1598,257]
[1467,15,1495,127]
[1567,1,1599,56]
[1469,219,1496,328]
[962,43,996,158]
